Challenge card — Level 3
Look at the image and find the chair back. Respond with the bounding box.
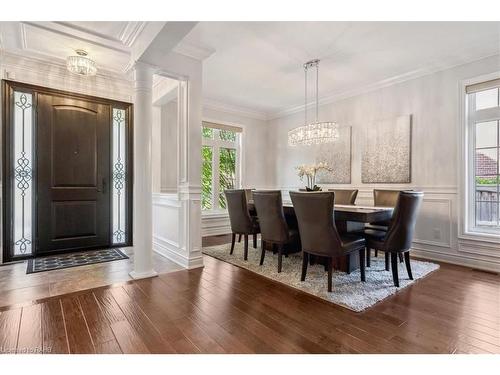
[373,189,400,207]
[328,189,358,205]
[244,189,254,202]
[384,191,423,252]
[290,191,343,257]
[225,189,254,233]
[253,191,289,243]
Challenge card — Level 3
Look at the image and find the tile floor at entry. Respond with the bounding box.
[0,248,183,308]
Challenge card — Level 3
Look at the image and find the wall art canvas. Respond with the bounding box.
[361,115,412,183]
[315,126,351,184]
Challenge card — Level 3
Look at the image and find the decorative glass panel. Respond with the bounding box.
[202,127,213,139]
[112,108,127,244]
[219,129,236,142]
[13,92,34,256]
[201,146,213,210]
[218,147,236,209]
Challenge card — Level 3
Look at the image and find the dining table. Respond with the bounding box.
[248,200,393,273]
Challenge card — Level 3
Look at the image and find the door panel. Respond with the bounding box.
[52,106,97,187]
[37,94,111,253]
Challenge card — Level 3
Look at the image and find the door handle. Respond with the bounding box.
[97,178,106,193]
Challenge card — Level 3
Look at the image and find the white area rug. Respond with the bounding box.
[203,242,440,312]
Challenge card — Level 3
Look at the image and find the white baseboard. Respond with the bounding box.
[153,235,204,269]
[411,247,500,273]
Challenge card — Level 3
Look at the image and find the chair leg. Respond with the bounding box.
[359,248,366,282]
[327,258,333,292]
[253,234,257,249]
[385,252,390,271]
[238,234,242,243]
[259,240,266,265]
[346,255,351,274]
[278,245,283,273]
[301,252,309,281]
[404,252,413,280]
[391,253,399,287]
[244,235,249,261]
[398,253,404,263]
[366,248,371,267]
[375,249,378,257]
[230,233,236,255]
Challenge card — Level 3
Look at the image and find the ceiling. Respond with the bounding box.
[182,21,500,117]
[0,21,148,74]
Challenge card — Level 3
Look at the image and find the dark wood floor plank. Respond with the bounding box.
[0,308,22,354]
[122,283,200,353]
[17,304,42,354]
[41,299,68,354]
[60,296,95,354]
[109,287,177,354]
[78,292,122,354]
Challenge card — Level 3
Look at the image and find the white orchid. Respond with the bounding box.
[295,162,332,190]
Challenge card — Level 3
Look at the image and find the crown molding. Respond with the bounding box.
[173,41,215,61]
[203,98,268,121]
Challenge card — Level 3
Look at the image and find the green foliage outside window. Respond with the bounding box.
[476,176,500,185]
[218,148,237,209]
[201,146,213,210]
[219,129,236,142]
[202,127,213,139]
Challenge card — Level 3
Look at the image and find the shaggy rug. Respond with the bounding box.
[203,242,440,312]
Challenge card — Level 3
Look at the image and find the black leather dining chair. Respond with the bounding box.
[361,191,423,287]
[366,189,401,260]
[327,189,358,205]
[253,190,301,272]
[290,191,366,292]
[237,188,257,244]
[225,189,260,260]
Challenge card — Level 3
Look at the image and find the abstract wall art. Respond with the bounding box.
[361,114,412,183]
[315,126,352,184]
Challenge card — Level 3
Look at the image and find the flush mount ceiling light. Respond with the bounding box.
[288,59,339,146]
[67,49,97,77]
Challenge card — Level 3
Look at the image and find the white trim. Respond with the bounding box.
[129,269,158,279]
[173,41,215,61]
[203,98,268,121]
[153,235,204,269]
[458,70,500,243]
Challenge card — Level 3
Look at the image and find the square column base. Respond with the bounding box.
[129,269,158,280]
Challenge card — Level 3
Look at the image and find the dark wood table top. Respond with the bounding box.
[248,201,393,223]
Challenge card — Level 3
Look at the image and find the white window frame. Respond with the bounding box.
[459,72,500,242]
[201,122,242,212]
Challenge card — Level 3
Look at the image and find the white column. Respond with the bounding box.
[130,62,158,279]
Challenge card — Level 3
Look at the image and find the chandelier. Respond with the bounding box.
[288,59,339,146]
[67,50,97,77]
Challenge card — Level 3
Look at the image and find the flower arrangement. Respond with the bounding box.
[295,162,332,191]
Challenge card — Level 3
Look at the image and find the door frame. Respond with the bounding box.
[2,80,134,263]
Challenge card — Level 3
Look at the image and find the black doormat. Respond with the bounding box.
[26,248,129,274]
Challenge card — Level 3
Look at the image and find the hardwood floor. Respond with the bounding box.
[1,237,499,354]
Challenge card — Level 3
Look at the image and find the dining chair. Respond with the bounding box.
[237,188,257,244]
[225,189,260,260]
[253,190,301,272]
[361,191,423,287]
[290,191,366,292]
[366,189,401,259]
[327,189,358,205]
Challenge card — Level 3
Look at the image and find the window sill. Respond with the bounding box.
[202,210,229,219]
[459,228,500,245]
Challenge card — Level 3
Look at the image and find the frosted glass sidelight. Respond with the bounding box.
[112,108,127,244]
[13,92,34,255]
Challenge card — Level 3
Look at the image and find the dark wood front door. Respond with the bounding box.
[36,93,111,254]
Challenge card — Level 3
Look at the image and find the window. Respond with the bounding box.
[201,122,241,211]
[466,80,500,234]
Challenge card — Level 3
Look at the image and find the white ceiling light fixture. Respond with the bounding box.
[67,49,97,77]
[288,59,339,146]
